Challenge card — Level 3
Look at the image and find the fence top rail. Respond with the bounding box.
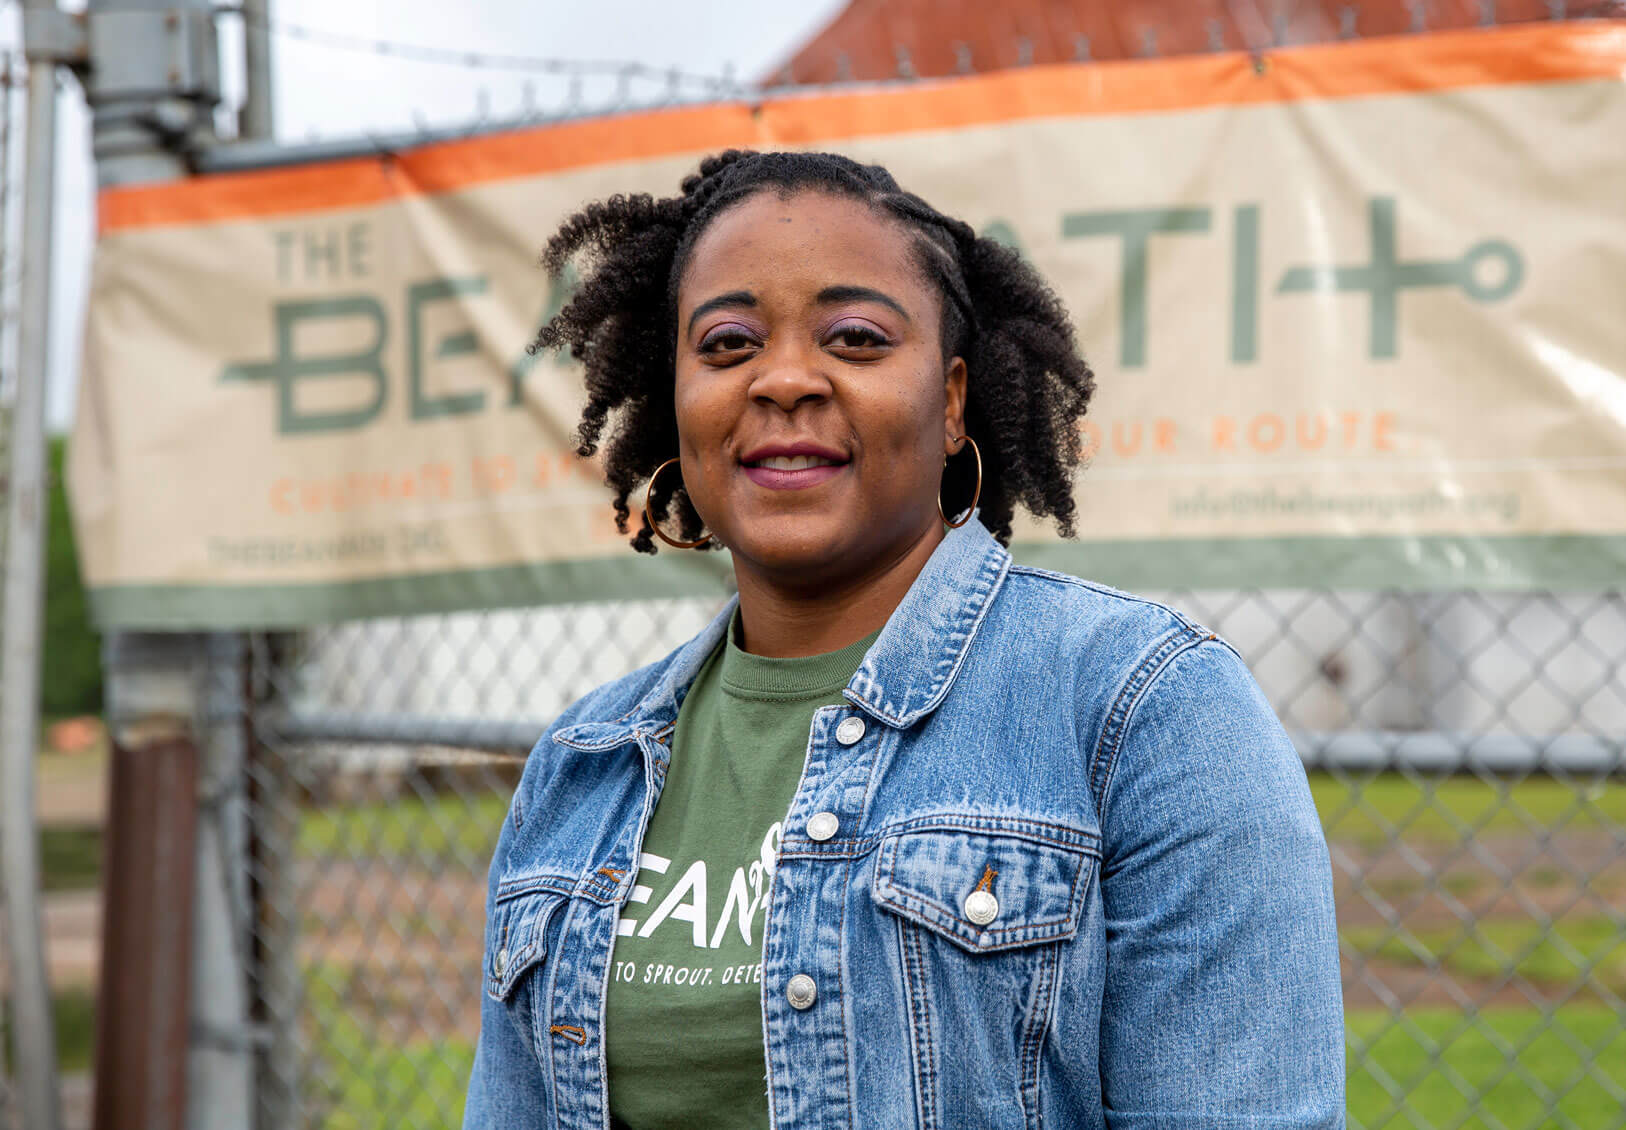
[188,76,901,175]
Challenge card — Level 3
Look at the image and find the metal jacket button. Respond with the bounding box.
[835,716,866,745]
[807,812,839,841]
[493,947,509,978]
[964,890,999,925]
[786,974,818,1010]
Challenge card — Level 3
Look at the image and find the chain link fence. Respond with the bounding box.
[241,600,728,1129]
[214,583,1626,1130]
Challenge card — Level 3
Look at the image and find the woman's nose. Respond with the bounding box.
[748,348,833,412]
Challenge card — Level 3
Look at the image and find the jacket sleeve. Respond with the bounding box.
[1095,636,1345,1129]
[462,742,553,1129]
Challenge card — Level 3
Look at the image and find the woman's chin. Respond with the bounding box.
[718,510,941,591]
[723,524,849,579]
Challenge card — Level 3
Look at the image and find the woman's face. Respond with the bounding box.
[672,189,967,591]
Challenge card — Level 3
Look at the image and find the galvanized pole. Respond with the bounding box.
[0,57,13,408]
[80,3,248,1129]
[1,3,66,1128]
[233,13,297,1128]
[239,0,274,140]
[0,59,9,1125]
[182,633,256,1130]
[0,49,19,1130]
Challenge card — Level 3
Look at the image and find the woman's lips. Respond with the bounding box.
[740,462,848,490]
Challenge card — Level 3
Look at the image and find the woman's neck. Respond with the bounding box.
[730,523,945,658]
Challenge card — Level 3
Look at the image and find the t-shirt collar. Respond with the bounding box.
[578,512,1011,741]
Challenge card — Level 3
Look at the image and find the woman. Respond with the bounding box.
[464,150,1344,1129]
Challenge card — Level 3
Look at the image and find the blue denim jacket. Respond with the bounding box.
[463,518,1345,1129]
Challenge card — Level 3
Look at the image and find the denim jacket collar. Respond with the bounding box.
[846,515,1011,727]
[554,515,1011,749]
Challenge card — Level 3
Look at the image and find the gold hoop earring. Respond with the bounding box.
[939,435,982,529]
[643,457,713,549]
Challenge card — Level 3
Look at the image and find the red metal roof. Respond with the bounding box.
[769,0,1621,83]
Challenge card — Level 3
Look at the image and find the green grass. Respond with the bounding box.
[297,791,508,861]
[20,983,1626,1130]
[296,773,1626,861]
[29,771,1626,1130]
[305,966,474,1130]
[54,989,96,1072]
[1364,873,1492,901]
[284,1003,1626,1130]
[1343,916,1626,996]
[1348,1006,1626,1130]
[40,823,103,891]
[33,772,1622,885]
[287,772,1626,864]
[1309,771,1626,848]
[33,790,511,890]
[2,989,96,1076]
[314,1033,475,1130]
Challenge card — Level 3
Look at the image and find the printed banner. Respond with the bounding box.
[73,22,1626,627]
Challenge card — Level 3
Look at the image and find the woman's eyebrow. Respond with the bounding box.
[817,285,911,323]
[686,290,756,336]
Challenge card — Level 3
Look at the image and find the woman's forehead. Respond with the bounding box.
[679,189,923,299]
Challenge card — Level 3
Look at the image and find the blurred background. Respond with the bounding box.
[2,1,1624,1129]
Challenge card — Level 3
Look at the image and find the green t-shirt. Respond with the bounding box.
[605,611,879,1130]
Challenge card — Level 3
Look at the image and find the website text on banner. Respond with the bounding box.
[72,21,1626,628]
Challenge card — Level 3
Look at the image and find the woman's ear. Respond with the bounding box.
[944,355,969,453]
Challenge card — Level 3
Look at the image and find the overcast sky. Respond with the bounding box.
[0,0,847,432]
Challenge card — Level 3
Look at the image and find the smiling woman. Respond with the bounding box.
[463,151,1345,1130]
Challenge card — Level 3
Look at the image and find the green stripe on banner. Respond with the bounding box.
[87,534,1626,630]
[1011,534,1626,592]
[87,552,737,630]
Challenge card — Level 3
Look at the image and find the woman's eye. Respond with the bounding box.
[827,323,890,351]
[699,328,758,355]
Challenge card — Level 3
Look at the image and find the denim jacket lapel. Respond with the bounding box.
[845,514,1011,728]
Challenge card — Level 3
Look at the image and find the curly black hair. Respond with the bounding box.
[531,149,1095,553]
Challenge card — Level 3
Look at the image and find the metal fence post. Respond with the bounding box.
[94,638,200,1130]
[187,635,257,1129]
[0,0,69,1125]
[228,19,290,1126]
[92,634,255,1130]
[0,56,13,409]
[239,0,273,141]
[80,2,242,1127]
[244,642,300,1130]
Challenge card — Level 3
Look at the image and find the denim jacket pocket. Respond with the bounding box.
[484,880,571,1004]
[869,819,1096,953]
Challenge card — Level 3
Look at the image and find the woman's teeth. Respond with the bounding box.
[754,455,838,470]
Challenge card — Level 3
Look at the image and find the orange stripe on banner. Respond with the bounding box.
[97,21,1626,233]
[96,106,760,233]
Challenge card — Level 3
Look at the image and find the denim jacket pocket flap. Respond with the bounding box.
[871,824,1095,954]
[484,887,568,1003]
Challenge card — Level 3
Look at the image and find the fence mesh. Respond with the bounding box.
[218,584,1626,1130]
